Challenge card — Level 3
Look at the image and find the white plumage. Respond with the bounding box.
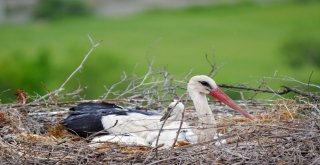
[67,75,253,148]
[93,101,197,148]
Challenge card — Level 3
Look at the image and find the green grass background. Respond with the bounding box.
[0,1,319,102]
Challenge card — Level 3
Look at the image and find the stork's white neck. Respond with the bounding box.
[188,91,216,125]
[189,90,217,142]
[187,75,220,142]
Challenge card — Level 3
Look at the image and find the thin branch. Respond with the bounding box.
[102,72,127,99]
[86,120,118,140]
[171,96,187,148]
[116,61,154,98]
[219,84,320,101]
[218,84,289,95]
[282,85,320,100]
[57,35,101,95]
[154,93,188,158]
[205,54,217,77]
[264,76,320,89]
[30,35,101,104]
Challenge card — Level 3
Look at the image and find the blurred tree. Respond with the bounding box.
[281,37,320,69]
[33,0,91,20]
[0,47,52,103]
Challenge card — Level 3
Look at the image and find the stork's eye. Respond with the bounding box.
[198,81,213,89]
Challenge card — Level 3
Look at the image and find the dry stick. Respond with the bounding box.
[102,72,128,99]
[142,144,165,164]
[205,54,218,77]
[147,150,208,165]
[282,85,320,100]
[219,84,320,100]
[307,71,314,93]
[222,148,250,160]
[30,35,101,104]
[218,84,289,95]
[171,97,187,148]
[249,78,267,100]
[4,98,174,109]
[116,61,154,99]
[153,93,188,159]
[58,35,101,94]
[86,120,119,140]
[239,124,320,133]
[265,76,320,89]
[311,157,320,165]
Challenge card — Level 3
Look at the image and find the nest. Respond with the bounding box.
[0,98,319,165]
[2,36,320,164]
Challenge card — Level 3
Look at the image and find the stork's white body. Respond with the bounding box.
[93,101,197,148]
[83,75,253,148]
[101,113,163,140]
[148,121,197,148]
[91,134,150,146]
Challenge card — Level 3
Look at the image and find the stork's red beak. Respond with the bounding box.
[210,88,254,120]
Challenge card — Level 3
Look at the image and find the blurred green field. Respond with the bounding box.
[0,1,320,102]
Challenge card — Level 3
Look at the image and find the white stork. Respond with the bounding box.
[63,75,253,147]
[187,75,253,142]
[91,101,197,147]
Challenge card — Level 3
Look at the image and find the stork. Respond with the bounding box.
[62,102,160,138]
[187,75,253,142]
[63,75,253,146]
[90,101,197,147]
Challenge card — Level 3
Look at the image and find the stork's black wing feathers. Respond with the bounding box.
[62,102,159,138]
[70,102,122,111]
[127,109,160,116]
[62,102,125,138]
[63,113,106,138]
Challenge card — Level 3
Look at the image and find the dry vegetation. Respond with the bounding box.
[1,67,319,164]
[1,38,319,164]
[0,96,319,164]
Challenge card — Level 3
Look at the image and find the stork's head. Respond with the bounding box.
[188,75,218,95]
[160,101,184,121]
[188,75,253,120]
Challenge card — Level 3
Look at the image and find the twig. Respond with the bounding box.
[116,61,154,98]
[222,148,250,160]
[147,150,208,165]
[171,96,187,148]
[86,120,119,140]
[311,157,320,165]
[264,76,320,89]
[153,93,188,158]
[307,71,314,92]
[219,84,320,101]
[249,78,267,100]
[57,35,101,95]
[102,72,127,99]
[205,54,217,77]
[240,124,320,133]
[30,35,101,104]
[282,85,320,101]
[218,84,289,95]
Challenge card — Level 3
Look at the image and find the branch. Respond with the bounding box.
[218,84,289,95]
[30,35,101,104]
[171,97,187,148]
[282,85,320,101]
[102,72,127,99]
[218,84,320,101]
[154,93,188,158]
[116,61,154,98]
[57,35,101,94]
[264,76,320,89]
